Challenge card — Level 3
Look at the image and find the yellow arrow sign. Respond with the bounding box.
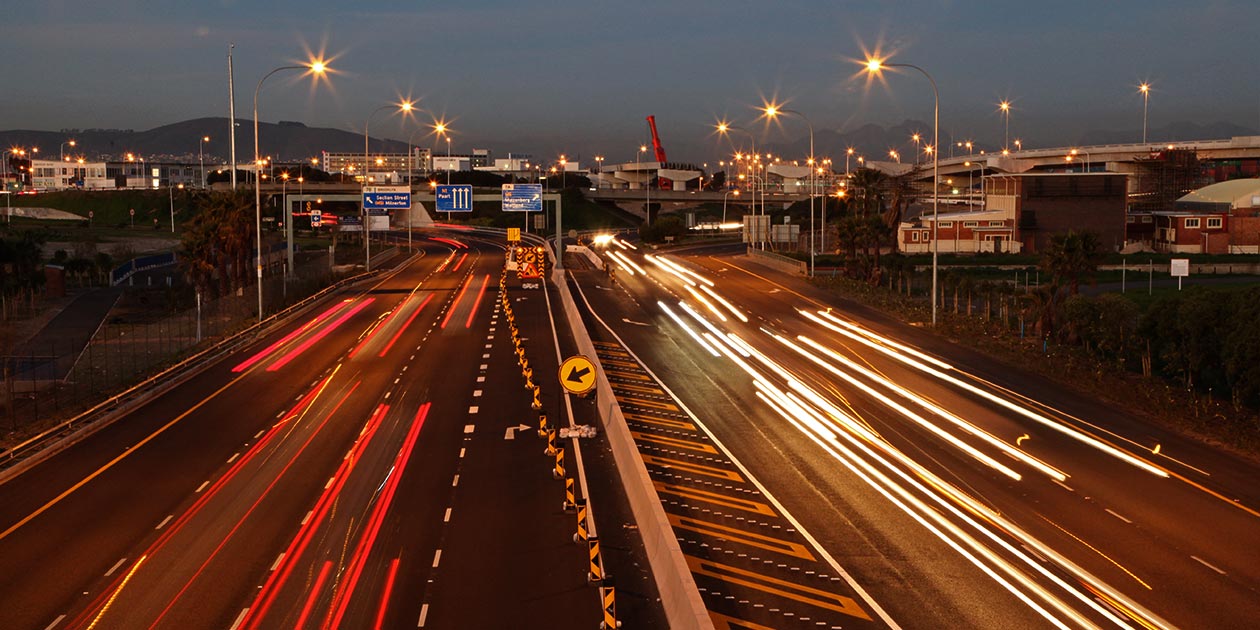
[559,355,597,395]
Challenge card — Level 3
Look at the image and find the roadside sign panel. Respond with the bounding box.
[1170,258,1190,277]
[559,355,597,395]
[311,209,322,227]
[339,214,362,232]
[362,185,411,210]
[436,185,474,212]
[507,227,521,242]
[502,183,543,212]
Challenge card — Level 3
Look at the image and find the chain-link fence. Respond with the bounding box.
[1,250,347,444]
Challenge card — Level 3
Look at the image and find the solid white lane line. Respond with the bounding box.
[195,481,209,493]
[444,508,452,522]
[432,550,442,568]
[42,614,66,630]
[270,553,285,571]
[417,604,430,627]
[104,557,128,577]
[1192,555,1226,575]
[1104,509,1132,524]
[155,515,173,530]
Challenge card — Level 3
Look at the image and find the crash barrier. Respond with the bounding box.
[747,246,807,275]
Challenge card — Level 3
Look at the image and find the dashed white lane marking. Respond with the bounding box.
[227,452,240,464]
[325,477,335,489]
[479,364,488,370]
[155,515,173,530]
[444,508,452,522]
[432,549,442,568]
[1105,508,1132,524]
[468,406,479,414]
[104,557,128,577]
[452,475,460,487]
[229,608,249,630]
[254,430,265,439]
[1192,555,1227,575]
[464,424,475,433]
[417,603,430,627]
[1052,479,1075,492]
[484,344,492,349]
[482,353,490,359]
[459,448,465,458]
[394,377,401,384]
[195,481,209,493]
[270,552,285,571]
[302,510,313,525]
[473,390,482,397]
[42,614,66,630]
[477,376,485,383]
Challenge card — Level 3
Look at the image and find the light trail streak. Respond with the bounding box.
[801,309,1169,479]
[644,254,695,286]
[656,254,715,286]
[685,285,727,322]
[658,301,719,357]
[700,284,748,322]
[231,301,349,372]
[267,299,376,371]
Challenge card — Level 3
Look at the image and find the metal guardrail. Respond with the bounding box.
[747,246,807,275]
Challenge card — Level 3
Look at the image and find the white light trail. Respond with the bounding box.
[699,284,748,322]
[658,301,720,357]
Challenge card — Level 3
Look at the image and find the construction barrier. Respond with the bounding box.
[588,535,604,583]
[545,428,557,456]
[537,413,549,437]
[573,498,589,543]
[531,386,542,410]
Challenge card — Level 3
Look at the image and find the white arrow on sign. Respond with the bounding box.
[504,424,532,440]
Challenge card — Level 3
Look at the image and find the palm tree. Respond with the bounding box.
[1040,230,1103,296]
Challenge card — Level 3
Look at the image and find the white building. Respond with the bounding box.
[31,159,111,190]
[321,148,431,182]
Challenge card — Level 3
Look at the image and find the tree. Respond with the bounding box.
[1040,230,1103,296]
[180,190,256,296]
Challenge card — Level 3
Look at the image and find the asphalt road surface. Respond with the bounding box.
[570,238,1260,629]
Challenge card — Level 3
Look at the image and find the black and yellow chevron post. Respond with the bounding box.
[545,428,557,456]
[587,535,603,583]
[537,413,549,437]
[563,476,576,511]
[531,385,542,410]
[573,498,589,543]
[553,445,566,479]
[599,577,619,629]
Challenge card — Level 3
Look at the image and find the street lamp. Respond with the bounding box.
[1139,83,1151,145]
[910,133,922,164]
[1065,148,1091,173]
[60,140,76,162]
[168,183,183,233]
[639,144,650,225]
[717,122,761,249]
[998,101,1012,152]
[845,147,855,176]
[866,56,941,326]
[199,135,210,188]
[963,160,985,208]
[363,99,414,271]
[722,189,740,226]
[254,59,328,322]
[889,149,901,163]
[764,104,816,274]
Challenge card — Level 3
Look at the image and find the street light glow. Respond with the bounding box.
[865,58,884,73]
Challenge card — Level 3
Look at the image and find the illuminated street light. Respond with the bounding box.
[198,135,211,188]
[363,99,415,271]
[1139,83,1151,145]
[254,58,328,321]
[763,105,816,274]
[716,122,763,248]
[998,100,1012,151]
[865,55,941,326]
[60,139,76,161]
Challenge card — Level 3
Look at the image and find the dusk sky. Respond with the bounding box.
[3,1,1258,163]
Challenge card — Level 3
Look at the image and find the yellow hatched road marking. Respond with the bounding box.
[613,382,665,396]
[686,555,872,621]
[633,432,718,454]
[604,369,652,382]
[595,348,632,358]
[654,482,775,516]
[616,395,679,412]
[600,358,642,369]
[668,514,816,561]
[624,413,696,431]
[641,455,743,482]
[709,612,776,630]
[592,341,622,348]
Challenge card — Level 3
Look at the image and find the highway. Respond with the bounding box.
[0,233,599,629]
[569,238,1260,629]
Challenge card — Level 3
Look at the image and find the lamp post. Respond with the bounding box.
[910,133,922,164]
[845,147,854,176]
[639,145,650,226]
[1139,83,1151,145]
[717,123,762,249]
[254,60,327,322]
[963,161,985,209]
[59,140,76,162]
[722,189,740,226]
[445,136,452,185]
[866,56,941,326]
[168,183,183,233]
[998,101,1012,152]
[764,106,815,275]
[363,100,414,271]
[1066,149,1091,173]
[199,135,210,188]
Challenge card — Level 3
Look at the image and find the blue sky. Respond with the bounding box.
[2,1,1257,163]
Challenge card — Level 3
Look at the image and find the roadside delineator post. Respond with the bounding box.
[563,476,576,511]
[545,428,557,456]
[573,498,589,543]
[531,386,542,410]
[587,536,604,583]
[600,577,619,629]
[537,413,549,437]
[553,445,566,479]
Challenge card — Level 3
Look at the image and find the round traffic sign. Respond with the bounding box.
[558,355,597,395]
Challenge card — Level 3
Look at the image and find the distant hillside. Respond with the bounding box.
[0,117,415,163]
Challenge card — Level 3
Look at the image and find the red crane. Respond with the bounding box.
[645,115,672,190]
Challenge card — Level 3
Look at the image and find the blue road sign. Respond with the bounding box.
[311,209,322,227]
[436,185,474,212]
[362,185,412,210]
[502,183,543,212]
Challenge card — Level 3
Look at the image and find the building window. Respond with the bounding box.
[1207,217,1223,229]
[1184,218,1200,229]
[922,231,931,241]
[964,221,979,228]
[938,221,953,228]
[1141,215,1153,223]
[1127,215,1136,223]
[988,221,1004,227]
[910,231,920,242]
